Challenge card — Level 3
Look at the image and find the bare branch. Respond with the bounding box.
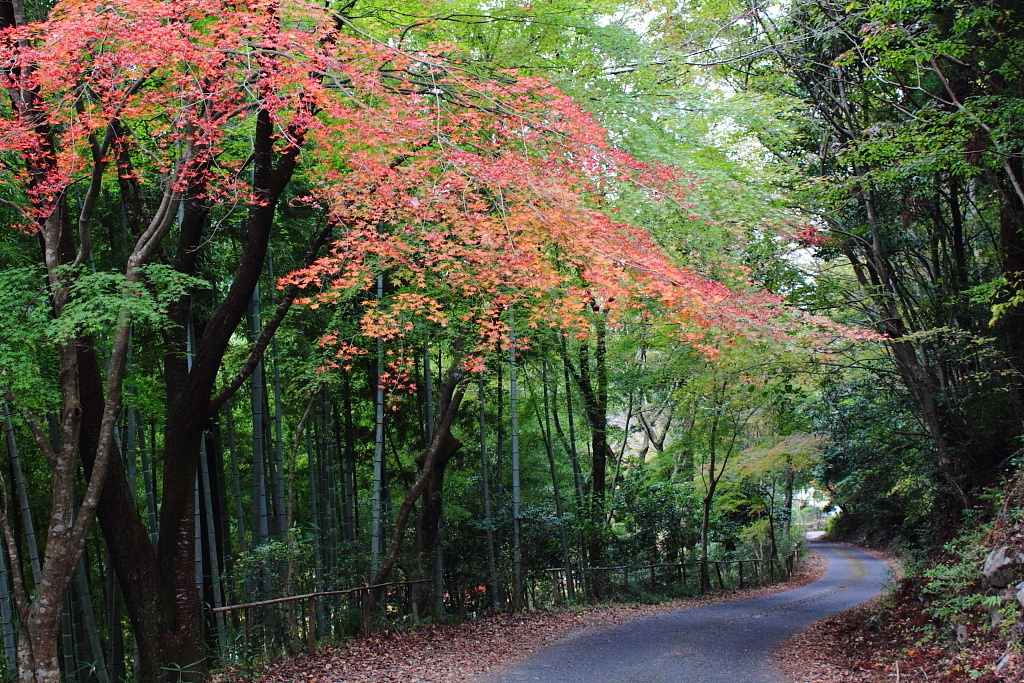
[0,391,56,469]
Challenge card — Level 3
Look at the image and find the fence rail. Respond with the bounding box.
[209,543,805,669]
[544,546,802,604]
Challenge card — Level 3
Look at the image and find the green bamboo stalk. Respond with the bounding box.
[370,274,385,575]
[559,338,585,510]
[268,255,287,539]
[210,421,234,585]
[540,361,573,598]
[304,426,325,638]
[323,386,339,577]
[0,520,17,674]
[104,551,124,683]
[199,438,227,651]
[341,374,356,544]
[249,287,270,549]
[333,400,350,553]
[478,375,499,609]
[139,413,158,547]
[73,555,109,682]
[306,425,320,567]
[423,340,445,617]
[60,591,76,680]
[508,309,522,608]
[313,418,329,578]
[560,339,587,593]
[124,403,138,498]
[493,363,504,603]
[225,401,246,568]
[2,401,41,586]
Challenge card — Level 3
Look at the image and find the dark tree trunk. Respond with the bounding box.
[574,315,610,582]
[371,359,467,600]
[76,107,313,681]
[411,429,461,617]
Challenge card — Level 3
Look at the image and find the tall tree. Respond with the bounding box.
[680,0,1024,500]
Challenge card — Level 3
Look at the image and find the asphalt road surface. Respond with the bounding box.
[478,542,888,683]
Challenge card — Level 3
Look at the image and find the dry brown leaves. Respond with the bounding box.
[775,545,1024,683]
[217,555,827,683]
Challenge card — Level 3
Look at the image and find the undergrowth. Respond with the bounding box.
[823,475,1024,681]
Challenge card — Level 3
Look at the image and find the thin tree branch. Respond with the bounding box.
[210,220,334,412]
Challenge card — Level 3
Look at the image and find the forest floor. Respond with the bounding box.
[217,552,829,682]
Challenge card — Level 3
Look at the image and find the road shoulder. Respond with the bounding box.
[773,545,902,683]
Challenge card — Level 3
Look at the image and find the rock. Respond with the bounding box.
[988,600,1003,629]
[955,623,970,644]
[982,546,1024,588]
[1016,582,1024,609]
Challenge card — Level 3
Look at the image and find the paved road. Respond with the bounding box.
[478,542,888,683]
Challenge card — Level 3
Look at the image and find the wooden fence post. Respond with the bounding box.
[361,586,372,637]
[549,570,563,606]
[407,582,417,625]
[306,598,316,654]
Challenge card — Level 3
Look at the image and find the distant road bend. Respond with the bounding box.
[479,542,888,683]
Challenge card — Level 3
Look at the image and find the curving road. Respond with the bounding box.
[478,542,888,683]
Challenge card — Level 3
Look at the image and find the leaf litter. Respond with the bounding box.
[217,552,827,682]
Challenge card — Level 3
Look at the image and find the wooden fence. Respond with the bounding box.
[545,545,802,604]
[209,543,804,668]
[209,579,430,664]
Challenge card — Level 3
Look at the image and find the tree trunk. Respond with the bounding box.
[411,432,461,617]
[341,373,357,544]
[371,274,386,575]
[570,315,610,593]
[782,466,795,536]
[411,349,462,618]
[0,520,16,676]
[371,359,467,599]
[539,362,573,598]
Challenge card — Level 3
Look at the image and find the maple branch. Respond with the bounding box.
[209,219,334,413]
[72,71,153,266]
[136,172,182,262]
[558,334,583,390]
[73,122,117,267]
[111,120,153,239]
[638,403,673,453]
